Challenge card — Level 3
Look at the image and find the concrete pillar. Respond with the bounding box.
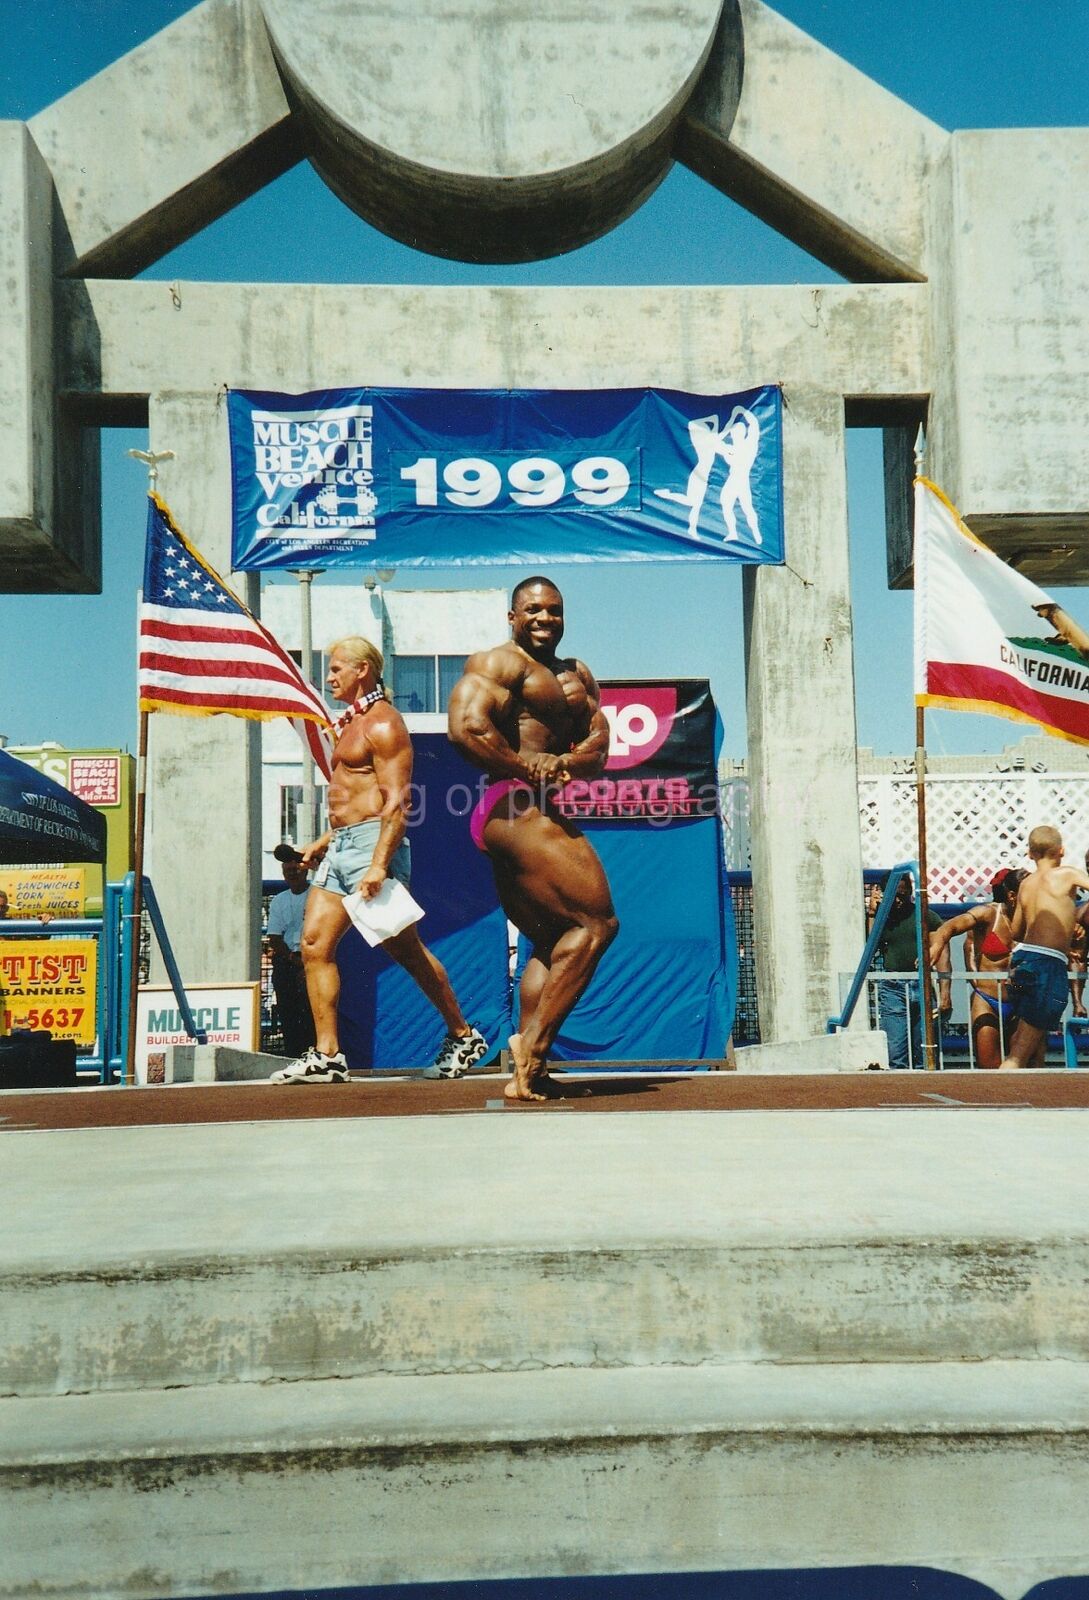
[743,387,864,1042]
[927,130,1089,571]
[0,124,54,588]
[145,392,262,985]
[29,0,297,278]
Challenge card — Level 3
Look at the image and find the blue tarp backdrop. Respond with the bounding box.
[335,736,736,1071]
[228,385,783,571]
[207,1565,1062,1600]
[334,738,510,1073]
[518,815,736,1063]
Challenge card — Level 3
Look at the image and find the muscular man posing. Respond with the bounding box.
[271,635,486,1084]
[448,577,619,1101]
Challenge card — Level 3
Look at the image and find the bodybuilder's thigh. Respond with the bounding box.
[491,812,614,926]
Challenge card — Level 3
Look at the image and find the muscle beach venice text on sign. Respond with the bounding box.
[228,386,783,570]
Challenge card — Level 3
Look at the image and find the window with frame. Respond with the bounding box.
[391,655,467,714]
[280,785,303,843]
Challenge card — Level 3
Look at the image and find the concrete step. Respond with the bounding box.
[5,1109,1089,1396]
[2,1359,1088,1600]
[7,1230,1089,1397]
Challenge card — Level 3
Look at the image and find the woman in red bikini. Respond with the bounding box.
[928,868,1026,1069]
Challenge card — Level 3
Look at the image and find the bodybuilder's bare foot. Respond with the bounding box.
[504,1033,550,1102]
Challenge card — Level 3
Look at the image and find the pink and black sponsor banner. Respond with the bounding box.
[557,679,717,822]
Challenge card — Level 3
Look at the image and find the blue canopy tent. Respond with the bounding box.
[0,750,106,865]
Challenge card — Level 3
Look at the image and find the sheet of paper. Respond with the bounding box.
[342,879,424,947]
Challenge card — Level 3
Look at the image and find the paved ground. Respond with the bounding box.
[2,1066,1088,1131]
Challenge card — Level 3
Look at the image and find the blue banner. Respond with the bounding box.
[227,385,783,570]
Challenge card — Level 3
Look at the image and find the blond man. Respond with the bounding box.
[271,636,486,1083]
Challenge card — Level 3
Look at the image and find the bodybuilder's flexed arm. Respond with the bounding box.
[558,659,610,781]
[448,647,535,780]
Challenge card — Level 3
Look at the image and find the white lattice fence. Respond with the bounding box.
[721,771,1089,898]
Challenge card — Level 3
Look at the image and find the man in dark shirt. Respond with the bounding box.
[869,875,951,1069]
[265,846,316,1059]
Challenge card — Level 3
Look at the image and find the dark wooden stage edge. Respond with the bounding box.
[2,1069,1089,1132]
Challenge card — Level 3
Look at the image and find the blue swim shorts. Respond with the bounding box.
[1007,945,1069,1032]
[312,819,411,898]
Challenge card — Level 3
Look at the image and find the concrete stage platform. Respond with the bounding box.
[3,1076,1089,1599]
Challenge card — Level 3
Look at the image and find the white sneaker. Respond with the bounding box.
[421,1026,488,1079]
[270,1047,350,1084]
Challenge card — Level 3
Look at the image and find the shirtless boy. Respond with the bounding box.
[270,636,486,1084]
[999,825,1089,1070]
[447,577,619,1101]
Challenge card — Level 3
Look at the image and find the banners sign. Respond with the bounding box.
[0,937,98,1045]
[228,386,783,570]
[557,679,717,822]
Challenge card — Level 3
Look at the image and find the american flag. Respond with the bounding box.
[138,495,334,778]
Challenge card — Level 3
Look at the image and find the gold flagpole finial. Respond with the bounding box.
[127,448,176,491]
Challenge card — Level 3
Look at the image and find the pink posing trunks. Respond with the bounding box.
[469,779,534,851]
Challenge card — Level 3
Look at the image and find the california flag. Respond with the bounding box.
[914,476,1089,747]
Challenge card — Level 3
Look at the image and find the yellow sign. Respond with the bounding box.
[0,938,98,1045]
[0,867,87,919]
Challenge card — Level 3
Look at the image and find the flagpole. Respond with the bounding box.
[914,703,938,1070]
[123,709,149,1087]
[913,426,938,1070]
[287,568,323,841]
[124,450,174,1086]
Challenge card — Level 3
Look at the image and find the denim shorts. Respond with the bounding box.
[1008,945,1069,1032]
[312,819,411,898]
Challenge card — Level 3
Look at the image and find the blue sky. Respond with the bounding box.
[2,0,1087,761]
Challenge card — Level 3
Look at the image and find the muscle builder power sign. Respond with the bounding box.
[557,680,717,823]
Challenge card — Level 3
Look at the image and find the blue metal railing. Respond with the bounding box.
[0,874,205,1083]
[1064,1016,1089,1070]
[116,875,206,1077]
[831,867,1088,1068]
[827,861,924,1035]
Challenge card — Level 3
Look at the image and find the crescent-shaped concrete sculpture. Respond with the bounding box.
[260,0,737,260]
